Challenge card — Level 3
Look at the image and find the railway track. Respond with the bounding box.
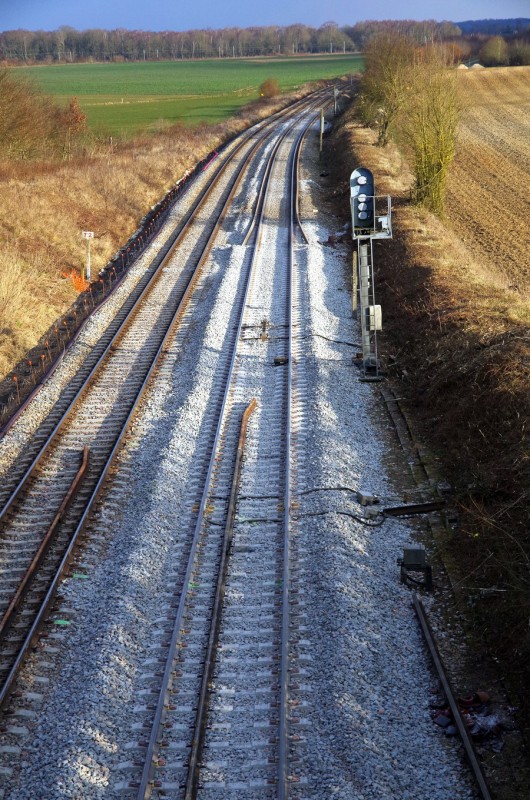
[112,101,317,799]
[0,93,320,510]
[0,92,324,792]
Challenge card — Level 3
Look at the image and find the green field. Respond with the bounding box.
[15,55,363,135]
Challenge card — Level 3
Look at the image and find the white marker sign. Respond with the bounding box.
[82,232,94,280]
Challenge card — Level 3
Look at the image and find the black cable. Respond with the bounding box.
[297,509,386,527]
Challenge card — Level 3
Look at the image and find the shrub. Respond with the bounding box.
[359,33,415,146]
[0,69,88,160]
[259,78,280,98]
[509,39,530,66]
[397,52,458,215]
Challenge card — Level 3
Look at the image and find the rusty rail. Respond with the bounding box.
[413,594,493,800]
[185,398,257,799]
[0,446,89,640]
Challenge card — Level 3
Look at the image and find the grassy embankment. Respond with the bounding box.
[0,56,361,381]
[328,65,530,767]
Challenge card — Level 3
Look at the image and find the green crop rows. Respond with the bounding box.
[15,55,363,135]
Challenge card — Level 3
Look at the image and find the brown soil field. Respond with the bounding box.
[327,66,530,796]
[447,66,530,295]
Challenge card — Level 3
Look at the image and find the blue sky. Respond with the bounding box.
[1,0,529,31]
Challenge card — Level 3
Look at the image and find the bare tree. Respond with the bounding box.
[359,32,415,146]
[398,47,458,214]
[0,70,89,161]
[479,36,510,65]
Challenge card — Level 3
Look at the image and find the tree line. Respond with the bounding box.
[477,34,530,66]
[1,20,528,67]
[0,20,463,63]
[457,18,529,36]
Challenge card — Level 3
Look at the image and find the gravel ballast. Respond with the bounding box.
[0,116,475,800]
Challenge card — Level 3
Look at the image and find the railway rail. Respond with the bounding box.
[115,99,317,799]
[0,91,322,511]
[0,92,322,702]
[0,93,325,796]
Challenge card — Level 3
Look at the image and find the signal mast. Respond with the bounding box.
[350,168,392,380]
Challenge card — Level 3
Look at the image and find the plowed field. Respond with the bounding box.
[446,66,530,290]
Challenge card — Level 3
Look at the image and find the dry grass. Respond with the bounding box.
[0,249,70,378]
[0,88,311,380]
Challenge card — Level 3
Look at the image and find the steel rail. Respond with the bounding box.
[413,594,493,800]
[0,132,266,527]
[0,447,91,708]
[0,90,328,455]
[0,91,324,443]
[0,93,326,525]
[293,109,319,244]
[242,129,292,246]
[136,97,322,800]
[293,99,334,243]
[0,135,254,705]
[133,97,289,800]
[279,110,303,800]
[242,94,324,247]
[0,101,320,710]
[277,97,331,797]
[189,100,326,800]
[184,398,257,800]
[0,128,242,444]
[0,446,89,640]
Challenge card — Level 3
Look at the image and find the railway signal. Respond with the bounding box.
[350,168,392,380]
